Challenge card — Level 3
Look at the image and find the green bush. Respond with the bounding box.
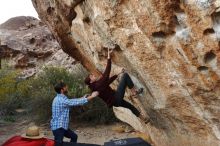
[0,64,116,124]
[74,97,117,124]
[24,67,87,122]
[0,61,28,116]
[25,67,116,124]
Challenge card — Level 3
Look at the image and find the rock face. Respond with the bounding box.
[0,16,82,78]
[32,0,220,145]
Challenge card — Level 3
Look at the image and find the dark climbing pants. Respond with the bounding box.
[113,73,140,117]
[52,128,78,146]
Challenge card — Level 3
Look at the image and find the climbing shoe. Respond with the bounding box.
[132,88,144,97]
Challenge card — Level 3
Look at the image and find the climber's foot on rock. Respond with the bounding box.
[131,88,144,97]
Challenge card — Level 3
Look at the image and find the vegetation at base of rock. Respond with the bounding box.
[0,60,116,124]
[0,60,25,116]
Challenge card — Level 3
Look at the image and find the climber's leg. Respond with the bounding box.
[121,99,140,117]
[114,73,140,117]
[115,73,143,99]
[114,73,133,103]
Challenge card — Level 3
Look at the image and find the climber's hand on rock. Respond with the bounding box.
[108,48,113,59]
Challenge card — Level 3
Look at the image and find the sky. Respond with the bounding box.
[0,0,39,24]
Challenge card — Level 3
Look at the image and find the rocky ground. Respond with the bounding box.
[0,118,146,145]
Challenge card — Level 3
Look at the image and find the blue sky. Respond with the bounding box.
[0,0,39,24]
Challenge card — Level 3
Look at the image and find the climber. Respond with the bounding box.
[84,48,148,122]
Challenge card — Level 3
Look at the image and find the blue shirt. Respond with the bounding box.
[50,94,88,130]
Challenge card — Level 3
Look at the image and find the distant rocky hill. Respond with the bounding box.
[0,16,84,78]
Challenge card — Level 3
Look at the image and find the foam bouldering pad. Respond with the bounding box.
[104,137,151,146]
[63,142,101,146]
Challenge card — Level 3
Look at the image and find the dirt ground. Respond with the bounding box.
[0,119,138,145]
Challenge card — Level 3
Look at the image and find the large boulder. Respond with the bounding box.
[31,0,220,145]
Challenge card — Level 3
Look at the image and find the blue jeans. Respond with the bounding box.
[114,73,140,117]
[52,128,78,146]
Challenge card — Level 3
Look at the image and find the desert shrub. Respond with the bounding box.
[24,67,87,122]
[25,67,116,124]
[0,60,28,116]
[0,64,116,124]
[74,97,117,124]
